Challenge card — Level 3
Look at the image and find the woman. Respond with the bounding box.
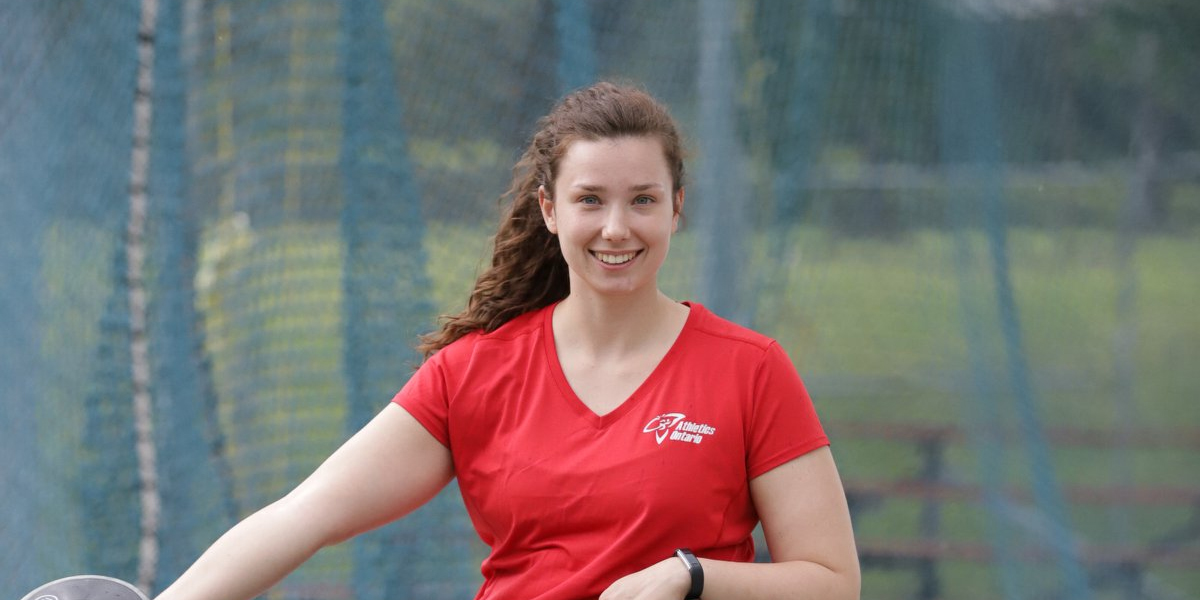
[155,82,859,600]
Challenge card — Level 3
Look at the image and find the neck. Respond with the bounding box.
[553,288,686,358]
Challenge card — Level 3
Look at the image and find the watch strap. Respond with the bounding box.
[674,548,704,599]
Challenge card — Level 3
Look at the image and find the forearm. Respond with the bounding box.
[153,406,454,600]
[154,499,329,600]
[698,556,860,600]
[608,555,860,600]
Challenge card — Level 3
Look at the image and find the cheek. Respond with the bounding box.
[658,217,678,241]
[552,218,591,259]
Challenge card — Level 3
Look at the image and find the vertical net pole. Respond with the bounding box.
[554,0,596,94]
[1109,32,1159,559]
[938,7,1021,599]
[340,1,443,597]
[0,7,45,592]
[938,8,1090,599]
[127,0,161,592]
[753,0,839,330]
[147,0,237,588]
[946,166,1022,600]
[696,0,750,324]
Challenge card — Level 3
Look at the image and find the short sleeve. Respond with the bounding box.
[391,350,453,448]
[745,342,828,479]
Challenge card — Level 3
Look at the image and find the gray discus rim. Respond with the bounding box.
[21,575,149,600]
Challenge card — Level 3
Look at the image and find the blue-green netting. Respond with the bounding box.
[3,1,1198,599]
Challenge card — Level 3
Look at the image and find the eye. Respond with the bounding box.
[579,195,600,205]
[633,195,655,205]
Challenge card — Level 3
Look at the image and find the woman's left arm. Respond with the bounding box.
[601,446,860,600]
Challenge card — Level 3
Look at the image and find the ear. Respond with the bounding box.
[538,185,557,234]
[672,187,685,232]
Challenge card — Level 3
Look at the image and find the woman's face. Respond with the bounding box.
[539,135,682,301]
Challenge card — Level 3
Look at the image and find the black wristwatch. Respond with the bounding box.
[674,548,704,599]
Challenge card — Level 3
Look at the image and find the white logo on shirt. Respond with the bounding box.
[642,413,717,445]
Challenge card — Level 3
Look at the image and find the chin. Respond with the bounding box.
[591,279,659,298]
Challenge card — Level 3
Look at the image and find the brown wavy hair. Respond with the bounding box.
[417,81,686,358]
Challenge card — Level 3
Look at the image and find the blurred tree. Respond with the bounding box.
[995,0,1200,227]
[1106,0,1200,229]
[746,0,939,237]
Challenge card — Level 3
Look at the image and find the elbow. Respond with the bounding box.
[811,556,861,600]
[832,556,862,600]
[843,565,862,600]
[774,556,860,599]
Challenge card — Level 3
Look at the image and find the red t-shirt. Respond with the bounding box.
[392,302,827,600]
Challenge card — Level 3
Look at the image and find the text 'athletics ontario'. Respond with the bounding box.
[642,413,717,445]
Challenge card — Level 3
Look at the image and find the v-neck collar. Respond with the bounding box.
[541,301,700,429]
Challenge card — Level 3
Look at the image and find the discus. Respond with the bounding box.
[21,575,149,600]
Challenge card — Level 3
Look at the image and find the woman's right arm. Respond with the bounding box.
[155,403,454,600]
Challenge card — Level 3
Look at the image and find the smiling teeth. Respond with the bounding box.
[597,252,636,265]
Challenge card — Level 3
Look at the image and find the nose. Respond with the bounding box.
[601,206,630,241]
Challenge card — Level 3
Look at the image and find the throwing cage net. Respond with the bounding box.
[2,1,1198,599]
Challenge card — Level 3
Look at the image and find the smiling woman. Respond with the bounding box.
[538,136,681,301]
[416,82,689,357]
[152,82,860,600]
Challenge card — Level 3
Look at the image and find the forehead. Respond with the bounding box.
[555,136,671,191]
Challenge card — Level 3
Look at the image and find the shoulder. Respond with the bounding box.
[426,304,550,367]
[684,302,777,353]
[680,302,800,383]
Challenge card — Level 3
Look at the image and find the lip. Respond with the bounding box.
[590,249,643,268]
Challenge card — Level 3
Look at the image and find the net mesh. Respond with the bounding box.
[3,1,1198,599]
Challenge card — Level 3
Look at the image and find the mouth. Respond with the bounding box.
[591,250,641,266]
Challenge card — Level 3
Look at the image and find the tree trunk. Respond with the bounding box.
[1127,33,1164,230]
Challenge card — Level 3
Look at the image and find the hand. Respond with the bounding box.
[600,557,692,600]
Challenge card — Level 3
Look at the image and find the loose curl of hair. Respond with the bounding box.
[417,81,686,358]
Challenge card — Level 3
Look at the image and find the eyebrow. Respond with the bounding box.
[571,182,665,193]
